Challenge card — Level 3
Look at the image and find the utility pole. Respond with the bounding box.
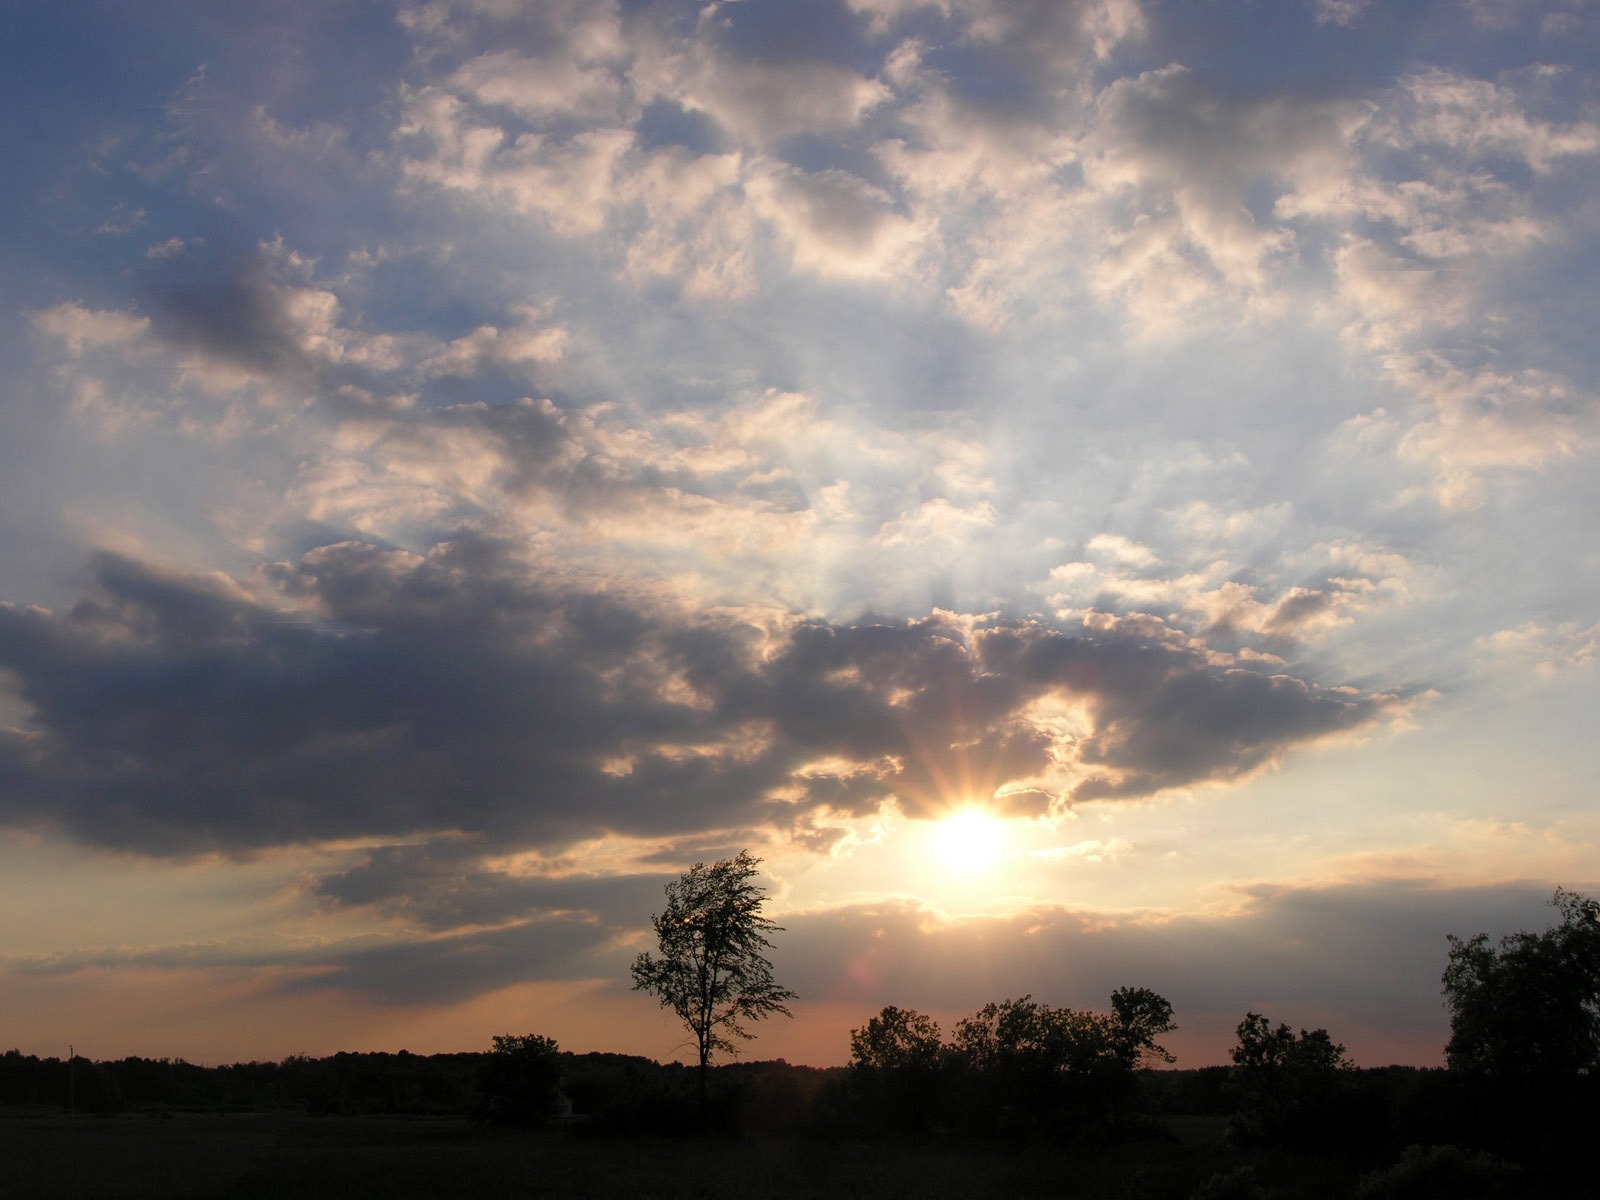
[69,1044,75,1114]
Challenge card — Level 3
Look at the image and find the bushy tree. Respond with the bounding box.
[1443,888,1600,1077]
[1230,1012,1350,1075]
[849,1006,945,1132]
[1226,1012,1354,1147]
[1108,986,1178,1069]
[950,996,1058,1077]
[951,991,1174,1079]
[850,1005,943,1073]
[631,850,796,1110]
[474,1033,563,1126]
[946,990,1176,1134]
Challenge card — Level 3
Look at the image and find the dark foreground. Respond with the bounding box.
[0,1111,1572,1200]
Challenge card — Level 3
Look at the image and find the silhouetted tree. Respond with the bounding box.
[630,850,796,1112]
[474,1033,563,1126]
[1108,986,1178,1069]
[849,1006,945,1132]
[944,990,1177,1134]
[849,1005,943,1072]
[1443,888,1600,1077]
[1230,1012,1350,1076]
[1226,1012,1353,1146]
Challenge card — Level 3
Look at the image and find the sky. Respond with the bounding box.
[2,0,1598,1070]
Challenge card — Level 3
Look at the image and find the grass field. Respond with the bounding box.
[1,1109,1565,1199]
[0,1110,1355,1200]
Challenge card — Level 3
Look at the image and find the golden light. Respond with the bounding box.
[927,807,1009,875]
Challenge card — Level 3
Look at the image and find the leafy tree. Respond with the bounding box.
[950,995,1056,1077]
[1226,1012,1354,1146]
[1108,986,1178,1069]
[950,991,1175,1079]
[1443,888,1600,1077]
[1229,1012,1351,1075]
[474,1033,563,1126]
[849,1005,943,1072]
[630,850,796,1110]
[945,990,1177,1133]
[849,1006,945,1132]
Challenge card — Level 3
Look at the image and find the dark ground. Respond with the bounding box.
[1,1109,1554,1200]
[0,1111,1271,1199]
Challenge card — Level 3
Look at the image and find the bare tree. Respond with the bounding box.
[630,850,796,1111]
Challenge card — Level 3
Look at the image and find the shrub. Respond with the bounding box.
[1354,1144,1519,1199]
[1189,1165,1264,1200]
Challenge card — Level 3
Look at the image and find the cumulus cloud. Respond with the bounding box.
[1387,67,1600,174]
[1084,65,1365,305]
[139,241,407,390]
[850,0,1145,78]
[31,303,152,356]
[0,542,1397,857]
[1479,619,1600,677]
[417,305,569,378]
[745,161,922,279]
[451,48,630,126]
[1043,532,1413,656]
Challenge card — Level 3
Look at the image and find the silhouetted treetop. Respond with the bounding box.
[1443,887,1600,1076]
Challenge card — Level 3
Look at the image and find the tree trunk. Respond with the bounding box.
[697,1041,709,1121]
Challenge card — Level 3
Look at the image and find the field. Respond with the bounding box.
[1,1111,1372,1200]
[9,1108,1582,1198]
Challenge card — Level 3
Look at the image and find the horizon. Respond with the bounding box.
[2,0,1598,1075]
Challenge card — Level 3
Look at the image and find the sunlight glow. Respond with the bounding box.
[928,808,1009,876]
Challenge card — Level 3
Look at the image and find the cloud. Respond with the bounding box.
[0,541,1398,858]
[638,30,889,148]
[6,906,630,1007]
[1043,533,1413,656]
[1081,65,1368,328]
[850,0,1146,78]
[139,241,406,390]
[1479,619,1600,677]
[451,48,630,126]
[31,303,151,357]
[1314,0,1371,26]
[417,305,569,378]
[314,838,673,933]
[745,161,922,279]
[1388,68,1600,174]
[0,542,716,854]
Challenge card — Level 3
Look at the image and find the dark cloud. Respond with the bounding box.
[9,911,628,1007]
[0,539,1395,855]
[314,838,674,933]
[883,0,1142,118]
[144,245,320,377]
[282,915,626,1005]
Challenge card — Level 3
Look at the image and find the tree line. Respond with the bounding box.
[630,854,1600,1097]
[615,851,1600,1168]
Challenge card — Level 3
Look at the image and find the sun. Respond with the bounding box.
[927,808,1009,875]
